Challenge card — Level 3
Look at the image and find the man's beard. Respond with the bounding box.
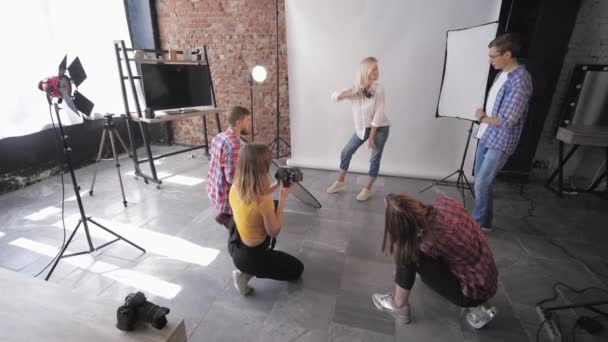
[240,128,249,135]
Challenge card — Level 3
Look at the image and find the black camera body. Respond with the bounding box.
[360,87,374,98]
[275,166,303,187]
[116,291,170,331]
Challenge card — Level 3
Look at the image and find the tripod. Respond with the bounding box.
[45,103,145,281]
[89,114,130,206]
[419,121,476,206]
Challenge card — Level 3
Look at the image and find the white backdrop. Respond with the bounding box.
[286,0,501,180]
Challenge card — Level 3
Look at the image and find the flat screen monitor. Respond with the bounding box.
[140,63,212,111]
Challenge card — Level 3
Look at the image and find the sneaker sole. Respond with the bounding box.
[372,296,410,324]
[232,271,253,296]
[327,188,345,194]
[466,307,497,329]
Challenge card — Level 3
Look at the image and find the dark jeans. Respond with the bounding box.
[227,220,304,281]
[395,253,484,308]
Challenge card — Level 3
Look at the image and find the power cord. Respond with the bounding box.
[34,105,67,278]
[536,282,608,342]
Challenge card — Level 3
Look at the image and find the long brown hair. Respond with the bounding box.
[233,143,272,204]
[381,193,434,265]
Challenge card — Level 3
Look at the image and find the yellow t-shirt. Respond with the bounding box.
[229,186,274,246]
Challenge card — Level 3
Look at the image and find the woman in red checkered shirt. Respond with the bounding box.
[372,193,499,329]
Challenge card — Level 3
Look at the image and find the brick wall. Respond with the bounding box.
[155,0,290,152]
[534,0,608,182]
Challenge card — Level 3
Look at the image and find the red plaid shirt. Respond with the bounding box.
[206,128,241,214]
[420,196,498,301]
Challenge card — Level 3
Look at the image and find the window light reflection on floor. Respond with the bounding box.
[25,206,62,221]
[163,175,206,186]
[48,217,220,267]
[9,238,182,299]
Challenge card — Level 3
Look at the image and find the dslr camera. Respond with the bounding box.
[116,291,170,331]
[275,166,303,187]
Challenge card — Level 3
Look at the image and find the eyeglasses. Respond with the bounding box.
[489,53,504,60]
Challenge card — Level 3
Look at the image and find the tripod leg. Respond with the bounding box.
[109,130,128,207]
[202,115,210,158]
[90,129,108,196]
[88,218,146,253]
[419,170,460,193]
[45,220,83,281]
[114,128,131,159]
[461,171,475,200]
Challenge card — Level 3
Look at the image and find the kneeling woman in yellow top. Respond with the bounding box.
[228,143,304,295]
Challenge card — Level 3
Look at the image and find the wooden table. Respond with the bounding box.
[0,268,186,342]
[125,106,226,187]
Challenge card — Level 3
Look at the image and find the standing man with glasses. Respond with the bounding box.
[473,33,533,232]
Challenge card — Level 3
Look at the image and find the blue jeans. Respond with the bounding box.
[473,143,510,228]
[339,126,389,179]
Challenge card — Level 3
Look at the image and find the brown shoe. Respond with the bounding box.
[215,213,232,229]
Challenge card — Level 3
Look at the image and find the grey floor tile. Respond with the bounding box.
[333,285,395,336]
[266,287,336,331]
[297,245,345,295]
[188,300,268,342]
[328,322,394,342]
[340,256,394,292]
[303,218,354,253]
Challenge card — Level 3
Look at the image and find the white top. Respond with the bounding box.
[332,82,391,139]
[477,71,508,139]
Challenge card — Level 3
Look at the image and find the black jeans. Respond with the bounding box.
[227,220,303,281]
[395,253,484,308]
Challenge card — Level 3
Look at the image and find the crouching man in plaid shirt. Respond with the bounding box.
[373,194,499,329]
[206,106,251,228]
[473,33,533,232]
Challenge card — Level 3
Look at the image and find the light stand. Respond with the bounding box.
[39,55,145,281]
[45,103,145,281]
[267,0,291,159]
[419,121,475,206]
[249,65,268,142]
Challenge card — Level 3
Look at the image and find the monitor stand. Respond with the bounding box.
[165,108,198,115]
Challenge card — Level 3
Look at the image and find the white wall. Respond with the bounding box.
[0,0,131,139]
[286,0,501,180]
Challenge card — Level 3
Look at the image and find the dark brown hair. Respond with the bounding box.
[226,106,250,127]
[488,33,522,58]
[381,193,434,265]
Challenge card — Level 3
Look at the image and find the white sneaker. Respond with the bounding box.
[356,188,373,201]
[372,293,411,324]
[481,227,493,232]
[327,181,345,194]
[465,305,497,329]
[232,270,253,296]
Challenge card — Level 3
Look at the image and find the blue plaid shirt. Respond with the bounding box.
[478,65,533,155]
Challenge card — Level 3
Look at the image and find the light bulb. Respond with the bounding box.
[251,65,268,83]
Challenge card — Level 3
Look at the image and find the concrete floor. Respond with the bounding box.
[0,145,607,341]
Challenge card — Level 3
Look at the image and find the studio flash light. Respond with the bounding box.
[38,54,94,116]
